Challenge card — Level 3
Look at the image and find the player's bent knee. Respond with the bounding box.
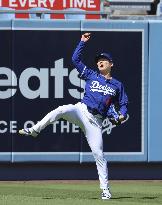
[57,106,64,114]
[57,104,74,114]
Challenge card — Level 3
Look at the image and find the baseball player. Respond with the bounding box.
[19,33,128,200]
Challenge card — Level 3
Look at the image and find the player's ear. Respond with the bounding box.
[110,62,114,67]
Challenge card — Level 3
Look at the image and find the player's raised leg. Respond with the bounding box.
[19,104,85,137]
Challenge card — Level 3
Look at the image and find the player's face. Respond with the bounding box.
[97,58,113,74]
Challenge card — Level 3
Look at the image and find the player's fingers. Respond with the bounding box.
[84,33,91,37]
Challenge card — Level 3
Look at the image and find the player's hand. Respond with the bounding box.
[81,33,91,42]
[109,114,127,126]
[109,115,125,126]
[119,114,125,122]
[109,117,121,126]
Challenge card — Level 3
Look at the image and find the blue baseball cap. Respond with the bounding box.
[95,52,113,63]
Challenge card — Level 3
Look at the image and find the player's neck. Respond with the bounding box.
[105,73,112,79]
[100,72,112,79]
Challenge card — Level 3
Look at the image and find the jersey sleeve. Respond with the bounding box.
[106,104,120,120]
[118,83,128,117]
[72,40,94,80]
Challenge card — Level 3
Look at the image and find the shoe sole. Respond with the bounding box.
[102,197,111,200]
[19,129,38,137]
[19,129,31,135]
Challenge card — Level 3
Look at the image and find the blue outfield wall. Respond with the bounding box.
[0,19,161,163]
[148,21,162,162]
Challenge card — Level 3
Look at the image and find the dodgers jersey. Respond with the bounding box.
[72,40,128,119]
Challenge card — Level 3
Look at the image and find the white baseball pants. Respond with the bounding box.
[31,102,109,189]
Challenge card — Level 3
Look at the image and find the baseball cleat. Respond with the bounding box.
[101,188,112,200]
[19,128,39,137]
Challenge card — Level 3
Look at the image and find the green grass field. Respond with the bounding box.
[0,180,162,205]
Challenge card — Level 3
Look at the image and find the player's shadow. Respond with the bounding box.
[112,196,133,199]
[42,196,158,200]
[112,196,158,200]
[141,196,158,200]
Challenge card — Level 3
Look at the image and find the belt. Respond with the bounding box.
[87,106,103,119]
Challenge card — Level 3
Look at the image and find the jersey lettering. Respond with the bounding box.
[90,81,116,96]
